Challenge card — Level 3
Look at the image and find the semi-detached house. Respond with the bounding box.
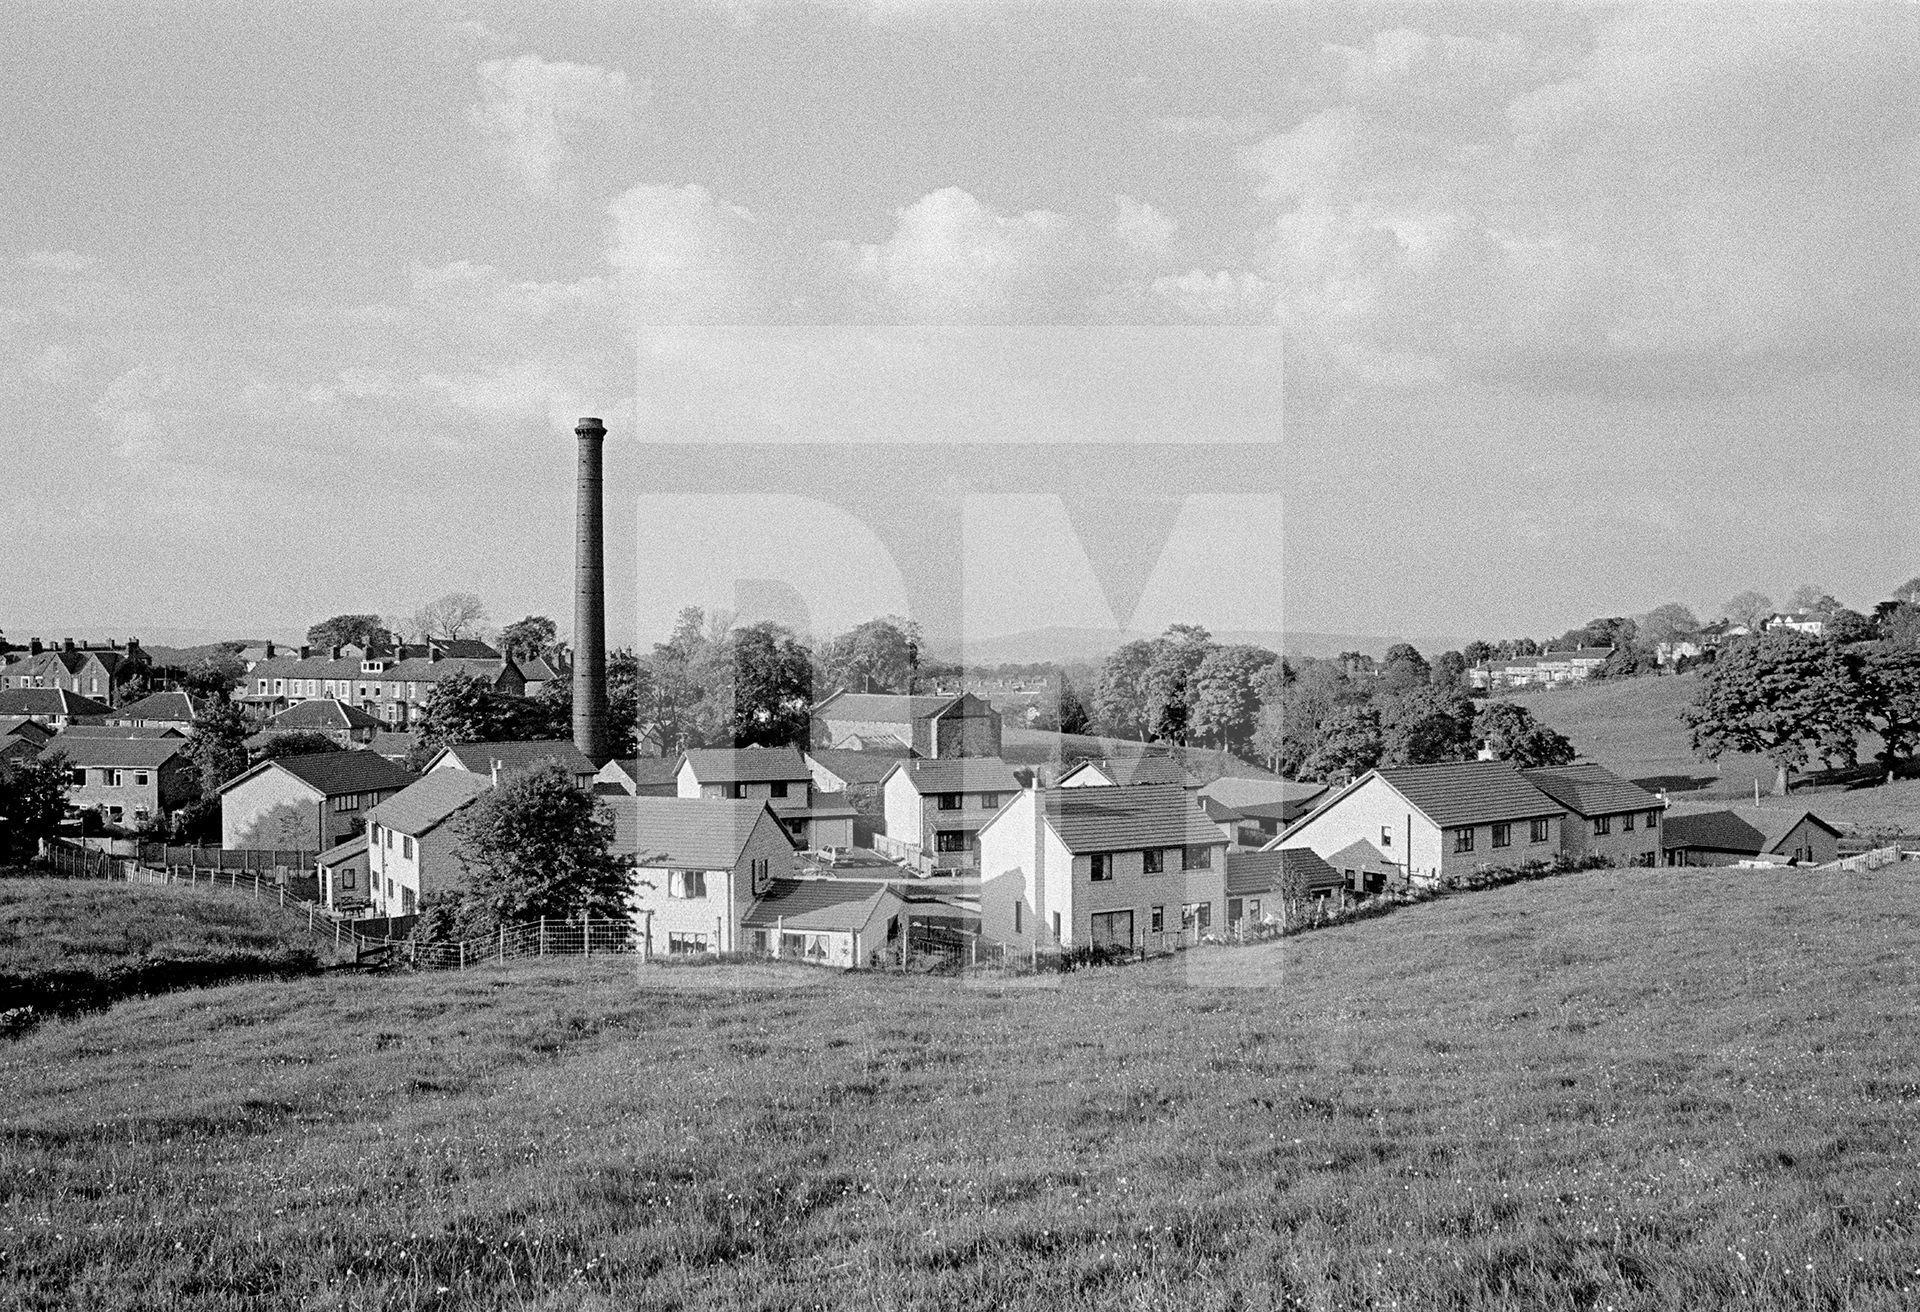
[1518,763,1664,866]
[219,752,419,852]
[878,756,1023,870]
[365,770,492,917]
[676,747,859,851]
[45,735,198,829]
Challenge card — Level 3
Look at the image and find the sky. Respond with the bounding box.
[2,1,1916,655]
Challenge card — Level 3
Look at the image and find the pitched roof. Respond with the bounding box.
[315,833,370,865]
[1373,761,1565,829]
[812,692,959,724]
[0,716,53,742]
[52,724,184,739]
[602,756,681,788]
[365,770,491,836]
[1662,807,1840,854]
[1225,847,1343,896]
[1062,755,1194,787]
[0,688,114,717]
[265,698,384,731]
[882,756,1023,794]
[740,878,898,931]
[1038,784,1226,854]
[40,736,188,768]
[1199,777,1330,812]
[113,691,202,723]
[431,739,597,779]
[1520,763,1659,818]
[679,746,809,784]
[805,748,910,786]
[1325,838,1399,873]
[610,796,787,866]
[224,751,418,798]
[515,655,563,681]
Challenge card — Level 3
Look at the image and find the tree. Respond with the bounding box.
[723,622,814,748]
[499,616,558,664]
[1894,577,1920,606]
[187,701,252,796]
[1055,675,1093,736]
[1378,686,1477,767]
[1785,584,1837,616]
[1590,645,1656,681]
[1142,624,1215,744]
[1683,630,1870,795]
[414,592,489,641]
[1299,706,1383,782]
[254,732,344,762]
[1637,603,1699,648]
[1092,639,1156,740]
[450,764,628,935]
[1858,645,1920,765]
[181,647,247,699]
[1430,651,1468,693]
[415,672,566,752]
[1724,591,1773,629]
[0,751,73,858]
[307,614,391,651]
[1378,644,1430,695]
[817,616,922,696]
[1462,640,1494,668]
[1472,701,1576,768]
[1189,644,1278,753]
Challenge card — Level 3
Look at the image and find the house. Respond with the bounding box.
[0,716,55,753]
[219,752,418,852]
[52,724,184,740]
[1519,763,1664,866]
[811,691,1002,758]
[365,770,492,916]
[1660,808,1841,867]
[513,650,569,698]
[110,691,202,732]
[806,746,914,795]
[236,641,525,725]
[43,735,197,830]
[975,782,1229,954]
[596,756,680,797]
[1760,612,1827,637]
[1199,795,1270,849]
[612,796,800,955]
[0,688,114,729]
[675,747,859,850]
[246,697,383,750]
[426,739,598,790]
[1198,777,1331,838]
[877,757,1023,870]
[1270,760,1567,887]
[1057,755,1199,789]
[0,638,147,707]
[1322,838,1405,896]
[1222,847,1343,929]
[1471,647,1613,691]
[315,833,372,914]
[738,879,906,968]
[368,730,422,765]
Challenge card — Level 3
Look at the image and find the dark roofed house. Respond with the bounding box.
[1057,755,1199,790]
[1520,763,1665,866]
[1274,759,1568,887]
[878,757,1024,871]
[364,771,493,917]
[219,751,418,852]
[0,687,115,729]
[427,740,598,790]
[806,746,914,793]
[737,878,906,968]
[1223,847,1343,927]
[40,734,197,830]
[613,797,814,958]
[1199,777,1331,839]
[596,756,681,798]
[675,748,859,850]
[248,697,384,750]
[53,724,184,740]
[237,642,523,725]
[811,690,1002,758]
[1661,807,1840,867]
[111,691,203,732]
[0,640,146,707]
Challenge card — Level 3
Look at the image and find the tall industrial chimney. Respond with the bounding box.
[572,416,611,763]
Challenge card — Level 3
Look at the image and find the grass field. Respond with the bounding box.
[4,868,1919,1309]
[0,878,320,1018]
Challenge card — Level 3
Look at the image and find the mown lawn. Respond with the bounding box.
[0,878,321,1018]
[3,867,1919,1310]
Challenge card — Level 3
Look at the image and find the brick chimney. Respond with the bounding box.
[265,641,276,659]
[572,416,610,763]
[63,638,75,653]
[299,645,312,660]
[29,638,43,656]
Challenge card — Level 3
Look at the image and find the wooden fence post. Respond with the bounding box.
[308,905,315,931]
[585,917,592,959]
[459,940,466,971]
[498,925,505,964]
[539,916,546,957]
[253,874,260,900]
[278,886,285,908]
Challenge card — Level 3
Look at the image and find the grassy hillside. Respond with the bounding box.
[0,878,320,1017]
[4,868,1919,1309]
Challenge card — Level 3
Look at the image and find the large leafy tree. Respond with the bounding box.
[1683,630,1870,795]
[414,592,489,642]
[644,607,728,753]
[1429,650,1468,692]
[1377,643,1431,695]
[1379,686,1477,767]
[1299,705,1383,782]
[450,764,628,934]
[1188,643,1278,753]
[817,615,922,696]
[724,621,814,748]
[1894,577,1920,606]
[307,614,391,650]
[1638,603,1700,648]
[416,672,568,755]
[499,616,558,664]
[1092,639,1157,740]
[1141,624,1215,744]
[1858,645,1920,765]
[254,732,344,762]
[0,750,73,858]
[1472,701,1577,768]
[1723,590,1773,629]
[187,701,252,794]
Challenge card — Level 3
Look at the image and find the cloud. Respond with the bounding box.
[469,54,646,197]
[1113,195,1177,256]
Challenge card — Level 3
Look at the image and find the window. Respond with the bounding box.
[1228,897,1243,923]
[1150,905,1165,933]
[1089,852,1113,881]
[133,771,149,787]
[975,793,1000,810]
[1051,911,1061,942]
[934,830,969,854]
[1623,812,1636,832]
[669,870,708,899]
[1645,810,1661,829]
[669,932,710,955]
[1592,815,1611,836]
[780,932,829,961]
[1248,898,1262,920]
[342,869,355,889]
[750,857,770,894]
[110,770,124,788]
[1530,818,1550,843]
[108,806,123,822]
[1452,827,1475,854]
[383,827,394,849]
[936,792,962,811]
[727,782,748,799]
[749,930,769,954]
[1013,901,1022,933]
[402,835,414,859]
[1380,825,1393,848]
[770,780,788,798]
[1182,902,1212,931]
[1491,822,1511,848]
[1142,847,1165,874]
[68,767,85,786]
[1183,844,1214,870]
[1090,909,1133,950]
[401,888,416,914]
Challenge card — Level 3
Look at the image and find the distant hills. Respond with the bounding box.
[947,625,1472,667]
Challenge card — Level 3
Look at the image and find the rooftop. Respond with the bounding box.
[805,748,911,786]
[1520,763,1660,819]
[884,756,1023,795]
[40,736,188,768]
[610,795,787,867]
[112,691,202,723]
[431,739,597,780]
[265,698,384,732]
[812,692,962,724]
[1225,847,1343,896]
[1373,760,1566,829]
[739,877,897,931]
[365,770,492,836]
[0,688,114,718]
[224,751,419,798]
[1036,784,1227,854]
[679,746,810,784]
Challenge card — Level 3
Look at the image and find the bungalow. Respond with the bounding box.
[1661,808,1841,867]
[739,879,906,968]
[220,751,418,852]
[365,770,492,916]
[1760,612,1827,637]
[1222,847,1343,930]
[315,833,372,914]
[611,796,799,956]
[676,747,859,851]
[0,688,114,729]
[1270,760,1567,887]
[878,757,1023,870]
[427,739,598,790]
[1057,755,1199,789]
[110,691,202,732]
[1519,763,1664,866]
[247,697,383,750]
[975,782,1229,955]
[43,735,197,830]
[811,690,1002,758]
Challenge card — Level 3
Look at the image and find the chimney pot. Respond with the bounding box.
[330,645,342,660]
[63,638,75,653]
[299,645,311,660]
[29,638,43,656]
[265,642,276,659]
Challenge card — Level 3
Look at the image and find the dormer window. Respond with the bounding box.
[360,659,385,673]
